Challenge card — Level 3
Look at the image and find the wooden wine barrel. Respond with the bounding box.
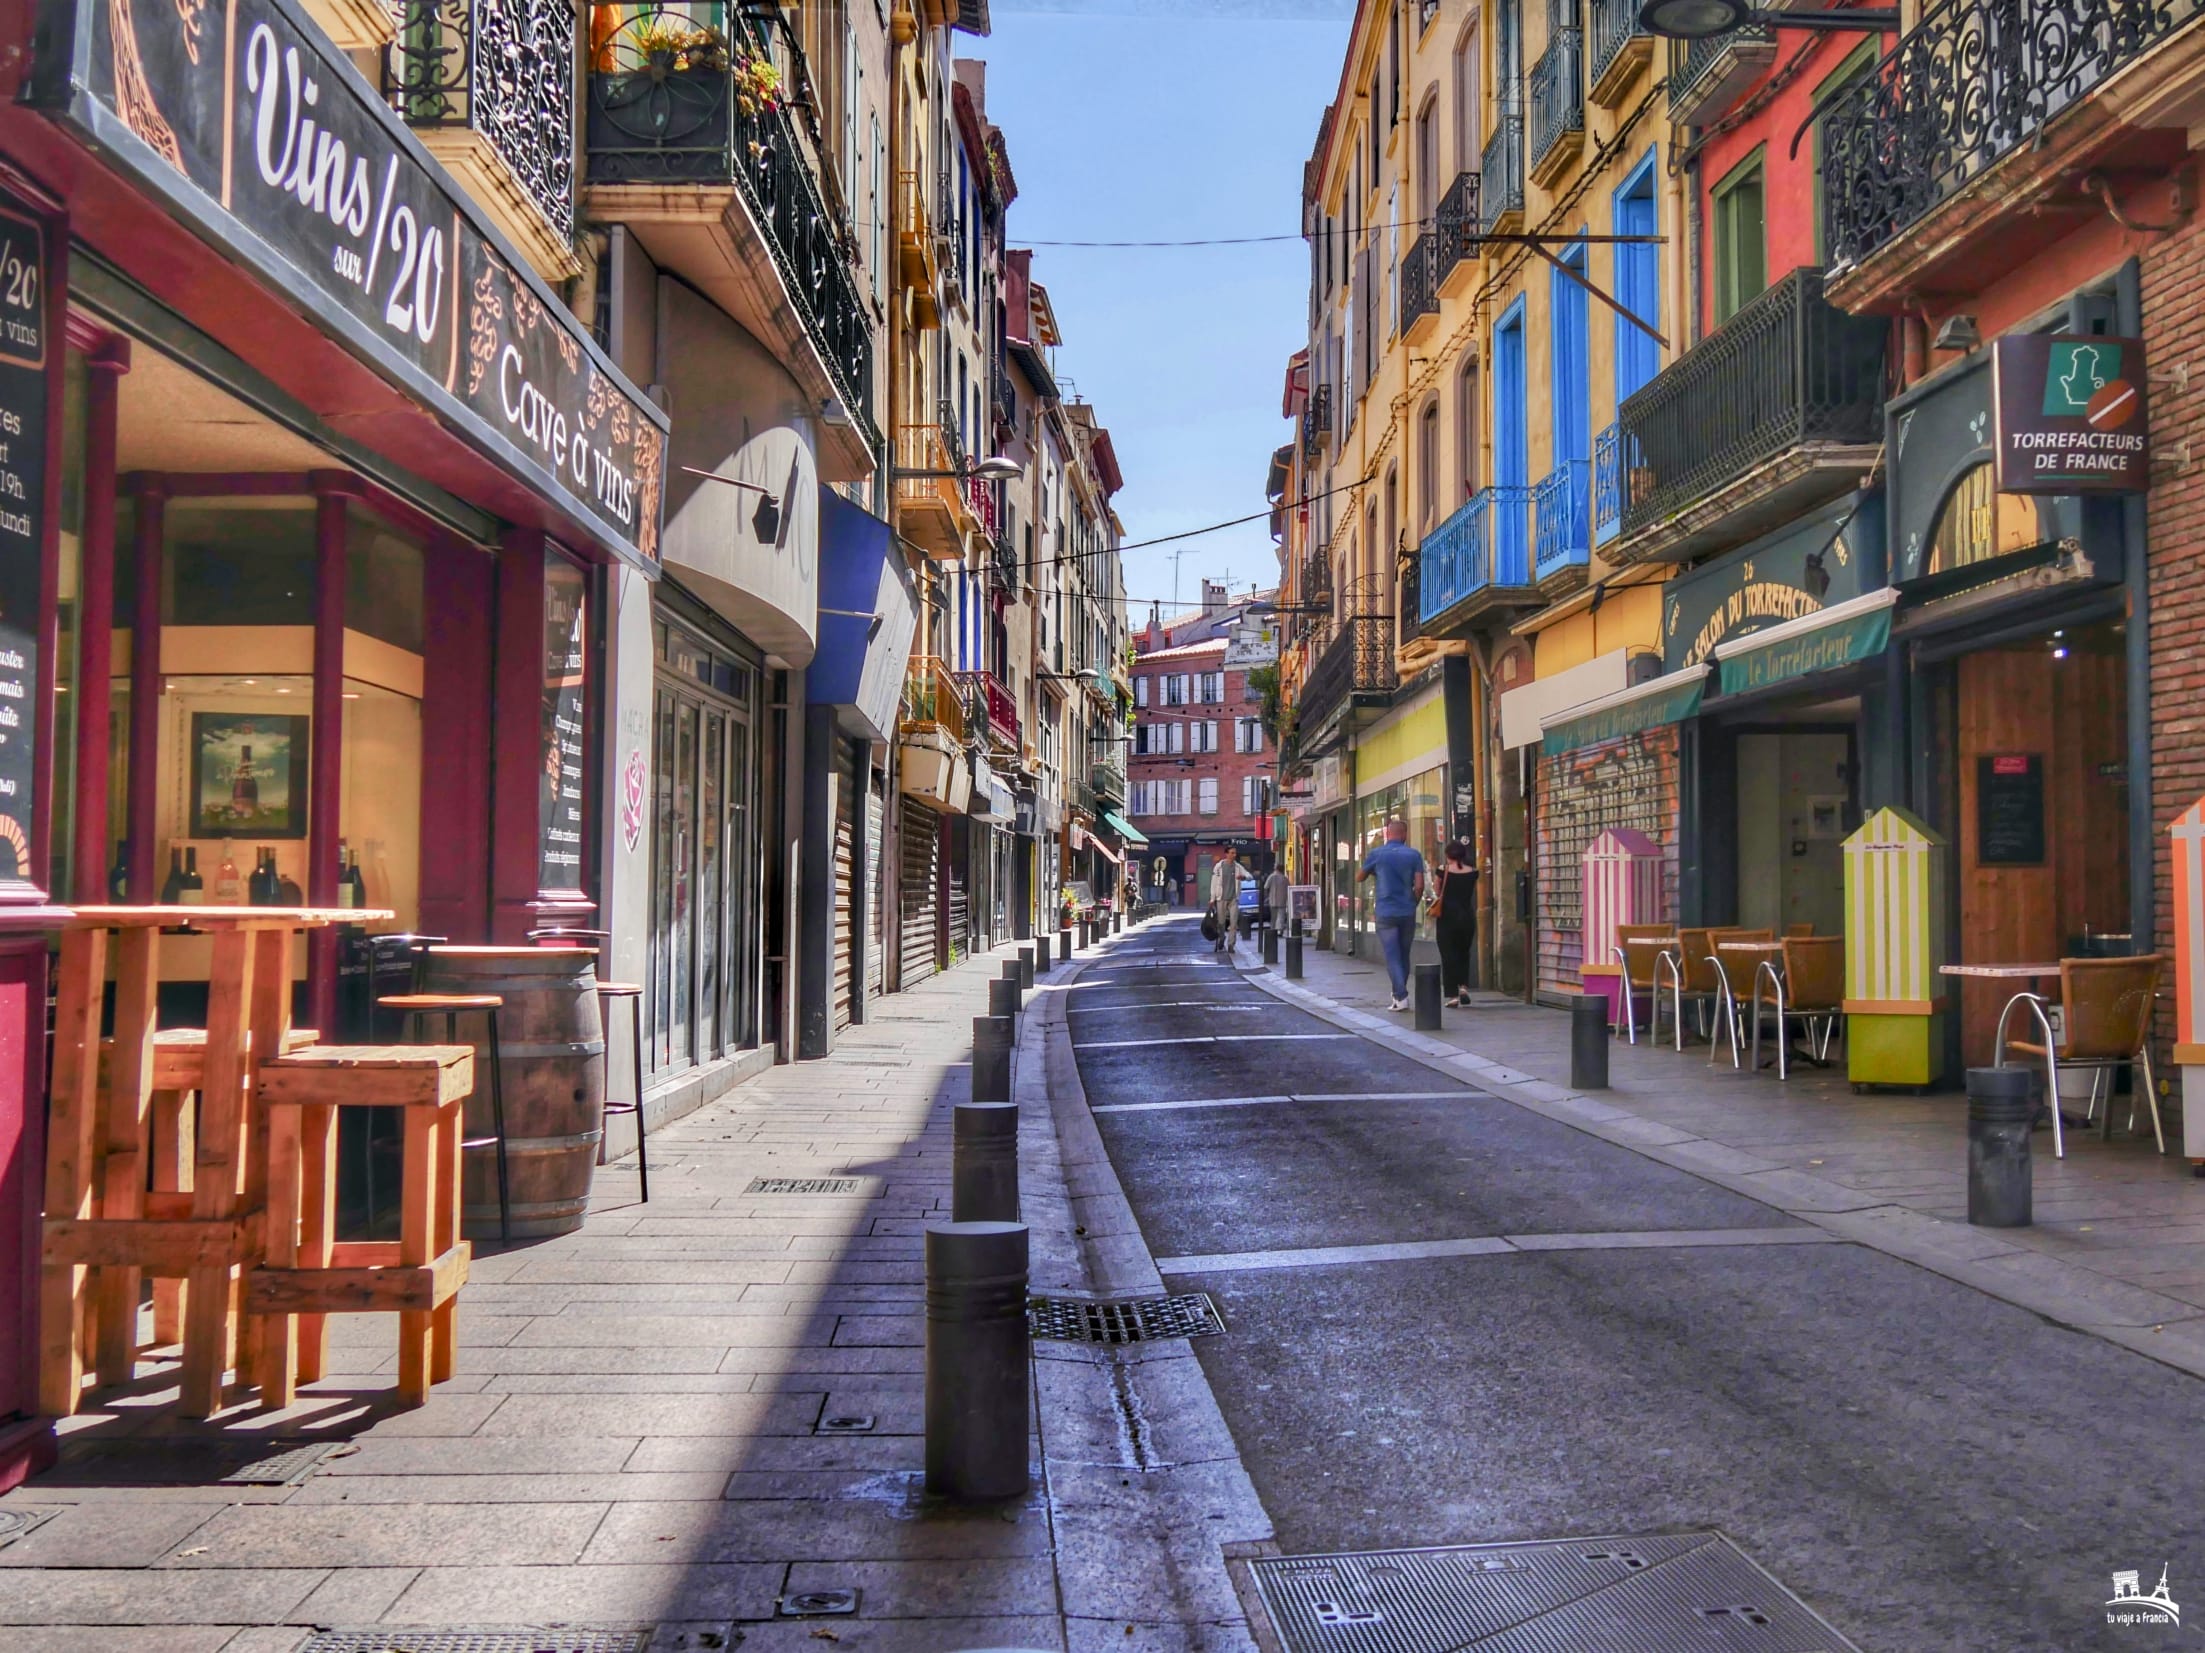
[422,946,605,1239]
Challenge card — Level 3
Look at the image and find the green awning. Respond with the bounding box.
[1713,588,1897,697]
[1102,811,1149,847]
[1541,667,1708,756]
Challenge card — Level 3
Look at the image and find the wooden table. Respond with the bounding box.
[42,905,391,1418]
[1937,963,2062,981]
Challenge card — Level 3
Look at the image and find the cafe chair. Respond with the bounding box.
[595,981,649,1204]
[1786,923,1816,938]
[378,991,513,1241]
[1656,927,1724,1053]
[1754,936,1846,1080]
[1996,954,2167,1160]
[1611,925,1674,1045]
[1704,928,1773,1069]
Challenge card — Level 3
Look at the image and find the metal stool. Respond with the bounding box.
[596,982,648,1203]
[376,992,512,1243]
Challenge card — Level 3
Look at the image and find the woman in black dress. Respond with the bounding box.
[1434,841,1480,1007]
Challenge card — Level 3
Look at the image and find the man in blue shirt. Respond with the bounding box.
[1359,818,1428,1011]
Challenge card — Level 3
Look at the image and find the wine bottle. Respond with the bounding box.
[180,847,204,905]
[108,840,129,902]
[337,838,355,908]
[213,848,242,906]
[251,849,279,906]
[231,745,260,814]
[348,849,368,908]
[160,846,183,905]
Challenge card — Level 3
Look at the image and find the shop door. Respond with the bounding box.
[832,753,856,1031]
[947,818,970,962]
[900,796,941,986]
[1733,729,1853,938]
[866,773,886,1001]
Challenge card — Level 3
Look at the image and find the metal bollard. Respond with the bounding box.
[988,976,1020,1025]
[924,1220,1030,1500]
[952,1102,1020,1221]
[1016,945,1034,990]
[997,960,1024,1014]
[1570,992,1609,1090]
[1034,933,1051,973]
[1059,922,1073,959]
[1261,920,1280,965]
[1414,960,1443,1030]
[1967,1066,2034,1227]
[971,1014,1013,1103]
[1285,920,1304,980]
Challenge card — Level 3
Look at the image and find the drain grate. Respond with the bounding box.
[1028,1292,1224,1344]
[747,1177,862,1195]
[299,1631,653,1653]
[50,1437,341,1487]
[1250,1533,1860,1653]
[779,1589,860,1616]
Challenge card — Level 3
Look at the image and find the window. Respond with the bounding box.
[1169,720,1186,755]
[1417,95,1440,223]
[1456,359,1479,504]
[1242,776,1274,815]
[1135,675,1148,708]
[1190,720,1219,754]
[1198,778,1220,815]
[1165,674,1188,706]
[1235,717,1265,754]
[1925,460,2053,576]
[1198,670,1223,702]
[1712,149,1767,325]
[1419,399,1440,530]
[1454,21,1480,171]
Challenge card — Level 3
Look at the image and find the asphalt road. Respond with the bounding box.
[1071,916,2205,1653]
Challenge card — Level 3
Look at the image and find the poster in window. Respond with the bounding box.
[538,558,589,892]
[190,714,309,838]
[0,196,48,890]
[1977,753,2046,866]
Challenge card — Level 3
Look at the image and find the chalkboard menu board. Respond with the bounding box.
[1977,753,2046,867]
[0,197,47,894]
[537,559,588,892]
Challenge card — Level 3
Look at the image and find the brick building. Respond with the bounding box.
[1128,607,1281,906]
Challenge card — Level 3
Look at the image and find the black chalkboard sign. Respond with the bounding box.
[0,195,48,893]
[1977,753,2046,866]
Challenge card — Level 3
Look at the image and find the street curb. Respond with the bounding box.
[1013,924,1276,1653]
[1230,956,2205,1384]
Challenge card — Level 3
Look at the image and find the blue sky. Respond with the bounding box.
[971,1,1350,625]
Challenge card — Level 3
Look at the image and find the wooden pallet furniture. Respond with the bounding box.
[40,906,387,1419]
[248,1043,475,1406]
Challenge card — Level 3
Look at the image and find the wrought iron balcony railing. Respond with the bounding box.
[1534,459,1592,582]
[953,669,1020,750]
[1419,485,1534,625]
[1301,383,1333,459]
[1587,0,1650,93]
[1397,551,1423,645]
[992,361,1018,433]
[1529,27,1585,171]
[1820,0,2205,272]
[1091,760,1127,804]
[1593,422,1627,544]
[990,532,1021,594]
[1479,107,1526,233]
[902,656,967,743]
[389,0,575,242]
[1302,546,1334,610]
[1434,170,1481,268]
[584,13,873,428]
[1617,266,1886,537]
[1400,233,1441,334]
[1668,22,1774,119]
[965,472,1001,541]
[1294,614,1397,734]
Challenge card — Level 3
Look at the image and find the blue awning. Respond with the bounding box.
[807,490,917,742]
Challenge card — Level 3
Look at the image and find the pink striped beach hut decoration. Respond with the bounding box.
[1579,828,1663,1022]
[2172,797,2205,1162]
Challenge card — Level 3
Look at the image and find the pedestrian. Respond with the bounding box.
[1167,873,1181,908]
[1434,840,1479,1007]
[1263,861,1289,937]
[1357,818,1427,1011]
[1209,847,1246,956]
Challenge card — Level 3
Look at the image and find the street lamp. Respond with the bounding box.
[892,454,1023,482]
[1636,0,1896,36]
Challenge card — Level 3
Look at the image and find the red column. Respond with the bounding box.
[306,479,349,1033]
[124,479,163,901]
[68,344,127,901]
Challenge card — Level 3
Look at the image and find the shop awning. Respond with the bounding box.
[1541,666,1709,756]
[1102,811,1149,847]
[1712,587,1898,697]
[1089,837,1125,866]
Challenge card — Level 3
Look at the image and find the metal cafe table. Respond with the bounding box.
[1718,939,1788,1070]
[41,903,391,1419]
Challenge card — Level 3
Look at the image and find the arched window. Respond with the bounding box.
[1418,399,1441,531]
[1925,460,2050,576]
[1456,357,1480,502]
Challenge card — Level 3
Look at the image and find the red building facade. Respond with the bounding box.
[1127,636,1276,904]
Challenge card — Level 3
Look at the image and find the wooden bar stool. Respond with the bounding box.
[250,1044,475,1406]
[377,993,512,1243]
[596,983,648,1204]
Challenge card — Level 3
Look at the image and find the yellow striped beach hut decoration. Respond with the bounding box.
[1842,805,1947,1086]
[2170,798,2205,1159]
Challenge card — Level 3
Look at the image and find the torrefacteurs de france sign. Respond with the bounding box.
[30,0,666,566]
[1992,334,2150,494]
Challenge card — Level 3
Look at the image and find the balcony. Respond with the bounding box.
[966,471,1001,542]
[1399,233,1441,339]
[1667,24,1774,125]
[1593,422,1626,545]
[388,0,578,281]
[893,168,941,327]
[1418,485,1538,633]
[989,532,1021,595]
[1480,109,1526,235]
[895,418,976,561]
[1534,460,1592,591]
[1587,0,1653,105]
[954,669,1020,752]
[1431,171,1482,298]
[1295,615,1398,739]
[1614,267,1885,564]
[1529,28,1586,187]
[582,14,880,474]
[1820,0,2205,309]
[1301,384,1333,460]
[1092,760,1127,806]
[901,656,968,743]
[992,361,1018,436]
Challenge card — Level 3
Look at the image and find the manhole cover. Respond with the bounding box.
[1249,1533,1860,1652]
[299,1632,653,1653]
[816,1414,875,1435]
[747,1177,862,1195]
[780,1590,860,1616]
[0,1506,57,1546]
[51,1437,340,1487]
[1028,1292,1224,1344]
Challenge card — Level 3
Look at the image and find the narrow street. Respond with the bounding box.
[1070,916,2205,1653]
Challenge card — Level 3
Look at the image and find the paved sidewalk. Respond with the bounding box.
[0,932,1266,1653]
[1235,925,2205,1382]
